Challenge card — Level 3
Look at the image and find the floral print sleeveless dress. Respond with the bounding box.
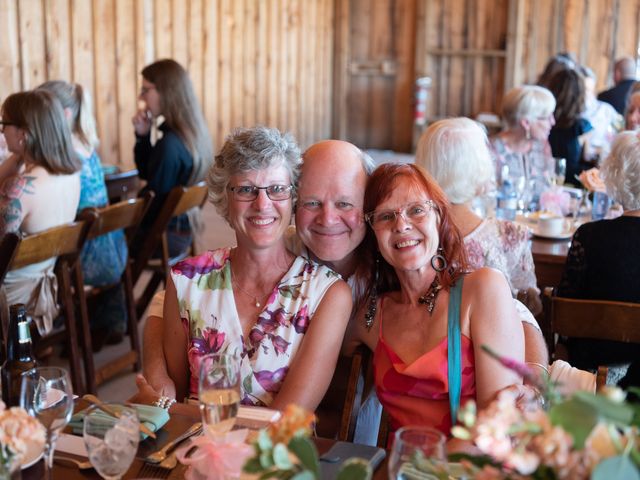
[171,247,340,406]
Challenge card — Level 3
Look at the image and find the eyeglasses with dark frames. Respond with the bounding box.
[228,184,294,202]
[365,200,437,230]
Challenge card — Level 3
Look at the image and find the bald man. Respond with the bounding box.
[598,56,637,114]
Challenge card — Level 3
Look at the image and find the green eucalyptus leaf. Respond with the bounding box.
[336,458,372,480]
[258,429,273,451]
[549,398,597,449]
[273,443,294,469]
[573,391,634,425]
[592,455,640,480]
[291,472,316,480]
[288,436,320,477]
[260,450,275,468]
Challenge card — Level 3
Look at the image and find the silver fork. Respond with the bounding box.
[144,422,202,464]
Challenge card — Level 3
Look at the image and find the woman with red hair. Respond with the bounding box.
[345,163,524,439]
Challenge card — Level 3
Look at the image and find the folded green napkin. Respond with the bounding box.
[69,404,169,440]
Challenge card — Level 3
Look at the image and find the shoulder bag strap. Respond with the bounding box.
[447,277,464,425]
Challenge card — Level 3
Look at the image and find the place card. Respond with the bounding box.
[55,433,88,457]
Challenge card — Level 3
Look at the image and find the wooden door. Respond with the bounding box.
[333,0,417,152]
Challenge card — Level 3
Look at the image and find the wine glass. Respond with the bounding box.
[83,404,139,480]
[198,353,241,438]
[20,366,74,480]
[552,157,567,185]
[387,426,447,479]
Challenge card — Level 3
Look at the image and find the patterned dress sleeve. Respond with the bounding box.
[557,226,587,298]
[500,220,538,293]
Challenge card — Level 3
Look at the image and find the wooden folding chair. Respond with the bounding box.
[5,212,96,394]
[130,182,209,319]
[542,287,640,389]
[80,192,154,391]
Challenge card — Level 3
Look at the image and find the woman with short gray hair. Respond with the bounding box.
[135,126,352,412]
[491,85,556,209]
[558,131,640,387]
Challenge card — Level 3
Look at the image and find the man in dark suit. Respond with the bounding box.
[598,57,637,115]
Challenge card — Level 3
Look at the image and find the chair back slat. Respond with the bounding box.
[171,183,208,217]
[542,287,640,365]
[131,182,207,283]
[551,296,640,344]
[10,212,96,270]
[0,233,20,286]
[85,192,154,240]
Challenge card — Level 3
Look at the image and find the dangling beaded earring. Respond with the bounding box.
[430,247,448,272]
[364,256,379,331]
[525,127,531,141]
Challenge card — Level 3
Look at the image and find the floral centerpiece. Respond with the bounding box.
[448,347,640,479]
[0,401,46,475]
[577,168,606,193]
[243,404,371,479]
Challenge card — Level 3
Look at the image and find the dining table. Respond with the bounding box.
[23,404,389,480]
[530,236,570,289]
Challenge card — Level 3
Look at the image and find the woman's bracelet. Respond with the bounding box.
[526,361,550,376]
[154,396,177,410]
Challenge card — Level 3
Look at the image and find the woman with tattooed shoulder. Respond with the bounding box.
[0,90,81,335]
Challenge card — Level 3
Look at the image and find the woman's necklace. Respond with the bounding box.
[231,274,274,308]
[418,278,442,315]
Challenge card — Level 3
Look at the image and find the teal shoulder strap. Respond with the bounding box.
[447,277,464,426]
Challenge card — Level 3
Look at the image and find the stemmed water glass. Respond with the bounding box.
[83,404,140,480]
[552,157,567,186]
[20,366,74,480]
[198,353,241,438]
[387,426,447,479]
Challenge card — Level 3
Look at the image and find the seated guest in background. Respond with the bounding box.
[0,90,82,334]
[598,56,637,115]
[558,131,640,387]
[537,52,577,90]
[135,127,352,412]
[417,118,541,317]
[625,91,640,131]
[580,66,623,161]
[38,80,128,348]
[547,68,594,184]
[344,163,524,438]
[490,85,556,209]
[131,58,213,257]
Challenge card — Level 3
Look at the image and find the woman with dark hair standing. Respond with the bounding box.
[0,90,82,335]
[132,58,213,256]
[547,68,594,183]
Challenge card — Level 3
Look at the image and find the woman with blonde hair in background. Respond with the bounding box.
[0,90,82,334]
[132,58,213,257]
[38,80,129,348]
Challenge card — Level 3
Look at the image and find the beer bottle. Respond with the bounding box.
[1,304,36,407]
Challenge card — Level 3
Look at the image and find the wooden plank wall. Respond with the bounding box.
[415,0,640,122]
[0,0,334,169]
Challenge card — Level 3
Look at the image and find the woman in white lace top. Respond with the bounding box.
[416,117,540,314]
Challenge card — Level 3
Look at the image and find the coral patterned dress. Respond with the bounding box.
[373,283,476,437]
[171,247,340,406]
